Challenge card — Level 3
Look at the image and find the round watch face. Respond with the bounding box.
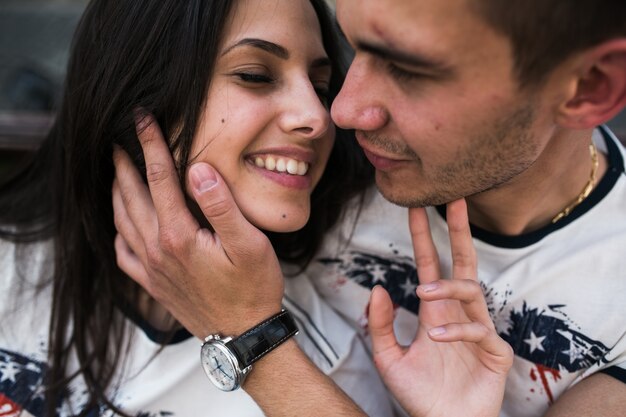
[201,341,240,391]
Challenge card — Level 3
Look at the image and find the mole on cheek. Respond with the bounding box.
[282,214,287,219]
[221,119,225,123]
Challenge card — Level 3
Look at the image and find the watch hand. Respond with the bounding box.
[218,367,233,380]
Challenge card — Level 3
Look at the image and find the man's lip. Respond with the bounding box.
[362,148,408,171]
[355,132,409,170]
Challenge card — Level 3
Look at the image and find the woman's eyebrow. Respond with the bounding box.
[221,38,289,59]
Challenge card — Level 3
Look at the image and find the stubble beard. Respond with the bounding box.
[375,103,539,208]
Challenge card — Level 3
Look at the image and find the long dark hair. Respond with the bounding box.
[0,0,373,415]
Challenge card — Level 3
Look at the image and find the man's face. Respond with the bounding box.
[332,0,548,207]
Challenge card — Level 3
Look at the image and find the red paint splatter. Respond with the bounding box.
[0,393,21,416]
[529,365,561,404]
[330,276,348,292]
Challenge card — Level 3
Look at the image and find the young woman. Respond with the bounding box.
[0,0,394,416]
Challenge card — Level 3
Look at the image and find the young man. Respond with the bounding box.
[113,0,626,415]
[311,1,626,416]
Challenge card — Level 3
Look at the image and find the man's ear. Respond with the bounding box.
[556,39,626,129]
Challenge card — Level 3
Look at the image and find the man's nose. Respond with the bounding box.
[331,55,389,131]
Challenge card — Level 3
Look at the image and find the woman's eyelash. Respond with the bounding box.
[235,73,275,83]
[233,71,330,103]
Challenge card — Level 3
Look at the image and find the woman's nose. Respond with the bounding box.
[278,79,331,140]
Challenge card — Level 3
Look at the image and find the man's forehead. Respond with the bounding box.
[336,0,504,60]
[337,0,478,42]
[336,0,516,84]
[336,0,475,24]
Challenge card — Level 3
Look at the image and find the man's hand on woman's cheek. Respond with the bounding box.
[111,114,285,338]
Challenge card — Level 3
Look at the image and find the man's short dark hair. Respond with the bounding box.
[474,1,626,87]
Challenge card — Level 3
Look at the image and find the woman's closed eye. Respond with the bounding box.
[233,71,275,84]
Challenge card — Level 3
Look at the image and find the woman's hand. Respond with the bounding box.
[112,114,285,338]
[369,199,514,417]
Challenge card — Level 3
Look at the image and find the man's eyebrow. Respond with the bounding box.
[357,40,451,73]
[221,38,289,59]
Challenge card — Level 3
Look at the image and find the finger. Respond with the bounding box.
[112,178,147,262]
[408,207,441,284]
[113,145,158,241]
[134,112,197,231]
[446,199,477,280]
[369,286,403,359]
[114,233,150,287]
[187,162,269,263]
[417,278,493,328]
[427,322,513,367]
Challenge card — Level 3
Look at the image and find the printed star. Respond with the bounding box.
[369,265,388,284]
[556,329,586,364]
[0,362,21,383]
[29,383,46,401]
[399,278,417,298]
[524,331,547,353]
[562,341,586,364]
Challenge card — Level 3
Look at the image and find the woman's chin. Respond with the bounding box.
[249,210,310,234]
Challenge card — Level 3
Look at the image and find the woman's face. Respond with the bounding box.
[190,0,335,232]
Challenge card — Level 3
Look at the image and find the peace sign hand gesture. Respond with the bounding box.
[369,199,513,417]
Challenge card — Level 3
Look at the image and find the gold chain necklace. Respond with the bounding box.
[551,143,599,224]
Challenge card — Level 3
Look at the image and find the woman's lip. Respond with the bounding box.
[247,160,312,190]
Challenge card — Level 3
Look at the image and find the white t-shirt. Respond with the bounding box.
[0,240,395,416]
[307,126,626,417]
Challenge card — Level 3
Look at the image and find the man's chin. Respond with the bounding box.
[375,181,452,209]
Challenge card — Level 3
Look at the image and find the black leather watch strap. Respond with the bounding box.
[228,309,298,368]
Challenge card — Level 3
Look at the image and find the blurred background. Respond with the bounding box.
[1,0,625,177]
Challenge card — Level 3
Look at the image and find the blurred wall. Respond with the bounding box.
[0,0,625,147]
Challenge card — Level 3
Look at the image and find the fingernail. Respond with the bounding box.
[190,164,218,193]
[419,282,440,293]
[429,326,446,336]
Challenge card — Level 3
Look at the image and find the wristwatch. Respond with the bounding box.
[200,309,298,391]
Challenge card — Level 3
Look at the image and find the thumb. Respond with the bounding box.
[188,162,261,258]
[369,286,402,360]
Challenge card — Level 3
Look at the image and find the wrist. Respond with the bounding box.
[222,304,285,336]
[200,309,298,391]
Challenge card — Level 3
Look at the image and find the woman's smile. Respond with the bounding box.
[189,0,334,232]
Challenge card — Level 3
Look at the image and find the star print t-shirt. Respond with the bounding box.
[306,126,626,417]
[0,241,395,416]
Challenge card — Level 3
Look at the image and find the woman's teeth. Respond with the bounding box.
[254,156,309,176]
